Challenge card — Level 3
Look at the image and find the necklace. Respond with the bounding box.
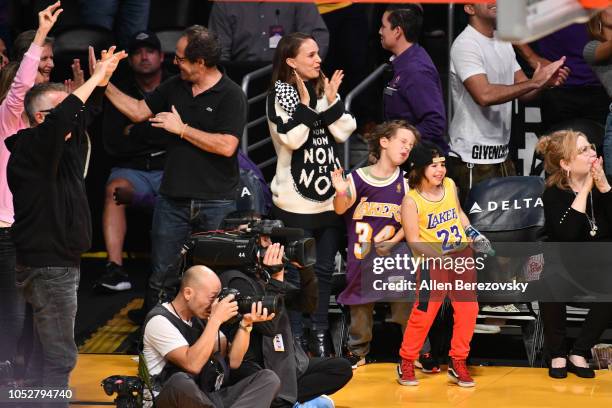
[574,191,598,237]
[170,301,188,323]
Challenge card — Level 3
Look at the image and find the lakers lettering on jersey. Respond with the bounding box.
[408,177,467,254]
[345,167,408,260]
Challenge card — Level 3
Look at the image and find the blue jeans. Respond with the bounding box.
[0,228,24,365]
[149,195,236,307]
[79,0,150,49]
[286,226,342,333]
[604,109,612,176]
[15,266,80,395]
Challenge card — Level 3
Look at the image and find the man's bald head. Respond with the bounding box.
[181,265,221,293]
[179,265,222,319]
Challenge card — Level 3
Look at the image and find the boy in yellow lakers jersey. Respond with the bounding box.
[396,142,489,388]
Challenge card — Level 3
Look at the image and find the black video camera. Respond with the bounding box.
[101,375,143,408]
[187,218,316,276]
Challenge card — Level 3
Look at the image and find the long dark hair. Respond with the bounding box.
[270,32,324,98]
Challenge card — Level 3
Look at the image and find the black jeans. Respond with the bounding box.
[539,302,612,359]
[235,357,352,408]
[15,265,80,400]
[0,228,24,365]
[539,86,609,132]
[286,226,343,333]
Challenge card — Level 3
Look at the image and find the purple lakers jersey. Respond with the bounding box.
[337,166,408,305]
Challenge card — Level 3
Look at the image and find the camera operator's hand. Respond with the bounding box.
[208,295,239,326]
[263,243,285,281]
[242,301,276,326]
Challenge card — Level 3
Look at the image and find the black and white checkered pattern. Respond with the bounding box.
[274,81,299,117]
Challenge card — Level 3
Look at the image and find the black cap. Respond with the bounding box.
[128,31,161,54]
[401,141,445,177]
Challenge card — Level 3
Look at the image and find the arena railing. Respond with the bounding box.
[240,64,275,170]
[344,63,389,170]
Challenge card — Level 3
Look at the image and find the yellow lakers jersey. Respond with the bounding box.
[407,177,467,254]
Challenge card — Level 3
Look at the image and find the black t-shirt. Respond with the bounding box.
[145,74,247,199]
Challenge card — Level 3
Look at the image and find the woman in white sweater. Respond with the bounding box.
[267,32,356,356]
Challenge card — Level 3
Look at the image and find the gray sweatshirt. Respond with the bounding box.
[584,40,612,97]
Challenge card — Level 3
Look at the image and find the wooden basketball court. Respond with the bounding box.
[70,354,612,407]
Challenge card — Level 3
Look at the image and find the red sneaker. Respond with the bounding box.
[397,359,418,386]
[448,358,475,387]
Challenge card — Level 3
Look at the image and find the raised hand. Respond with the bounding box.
[324,70,343,105]
[149,105,186,136]
[35,1,63,45]
[331,167,349,193]
[591,157,611,193]
[294,70,310,106]
[91,46,128,86]
[532,57,567,89]
[71,58,85,88]
[242,301,275,326]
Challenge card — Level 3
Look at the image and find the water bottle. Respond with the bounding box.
[465,225,496,256]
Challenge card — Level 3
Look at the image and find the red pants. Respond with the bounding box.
[399,248,479,360]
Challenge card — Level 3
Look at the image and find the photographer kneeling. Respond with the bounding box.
[142,265,280,408]
[221,237,353,408]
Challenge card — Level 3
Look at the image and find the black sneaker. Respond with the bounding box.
[344,351,366,369]
[418,353,440,374]
[94,262,132,292]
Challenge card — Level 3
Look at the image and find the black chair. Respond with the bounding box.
[50,26,115,83]
[148,0,198,31]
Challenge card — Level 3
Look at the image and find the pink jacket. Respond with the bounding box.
[0,43,42,224]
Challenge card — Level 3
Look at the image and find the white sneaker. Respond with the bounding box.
[474,323,501,334]
[479,304,535,320]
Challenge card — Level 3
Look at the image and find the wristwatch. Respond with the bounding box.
[239,321,253,333]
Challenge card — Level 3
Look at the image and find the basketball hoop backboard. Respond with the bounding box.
[497,0,601,43]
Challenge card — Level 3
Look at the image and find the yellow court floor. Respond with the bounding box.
[70,354,612,407]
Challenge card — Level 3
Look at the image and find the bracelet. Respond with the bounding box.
[179,123,188,139]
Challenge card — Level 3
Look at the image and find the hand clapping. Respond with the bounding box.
[149,105,186,136]
[324,70,343,105]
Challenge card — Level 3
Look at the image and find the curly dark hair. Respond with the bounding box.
[182,25,221,67]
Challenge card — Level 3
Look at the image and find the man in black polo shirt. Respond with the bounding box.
[105,25,247,315]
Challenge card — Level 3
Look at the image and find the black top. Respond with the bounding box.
[5,89,105,267]
[543,183,612,242]
[222,267,317,404]
[103,72,172,170]
[144,74,247,200]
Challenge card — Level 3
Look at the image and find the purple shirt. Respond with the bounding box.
[534,24,600,87]
[383,44,448,152]
[338,168,407,305]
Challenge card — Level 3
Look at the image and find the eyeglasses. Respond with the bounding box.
[38,108,53,115]
[576,143,597,156]
[174,55,186,64]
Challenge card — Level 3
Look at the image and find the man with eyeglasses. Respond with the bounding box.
[4,48,125,396]
[104,25,248,319]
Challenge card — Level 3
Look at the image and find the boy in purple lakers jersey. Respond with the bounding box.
[332,121,437,371]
